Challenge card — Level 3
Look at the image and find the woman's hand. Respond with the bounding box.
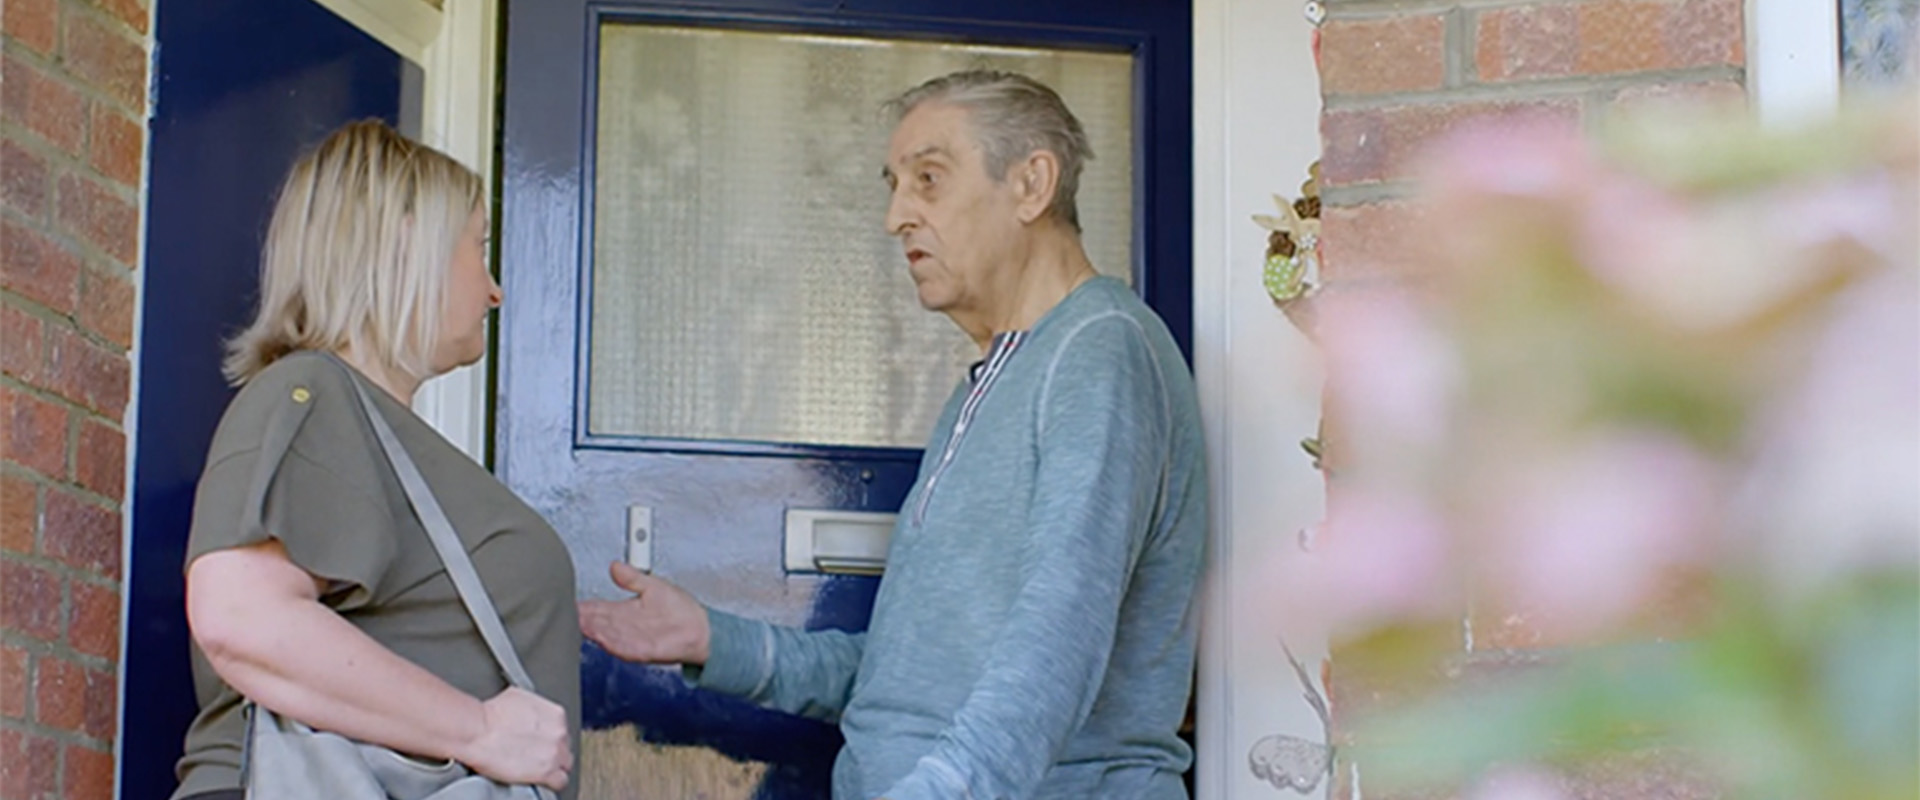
[457,687,573,791]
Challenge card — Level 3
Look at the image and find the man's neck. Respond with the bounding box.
[952,228,1098,353]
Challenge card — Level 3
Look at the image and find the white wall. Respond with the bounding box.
[1192,0,1332,798]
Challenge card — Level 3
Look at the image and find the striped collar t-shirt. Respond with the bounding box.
[918,330,1027,523]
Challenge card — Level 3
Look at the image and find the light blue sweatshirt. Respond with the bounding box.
[690,277,1208,800]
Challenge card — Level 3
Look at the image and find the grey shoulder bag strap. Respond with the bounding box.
[346,376,537,689]
[344,374,559,800]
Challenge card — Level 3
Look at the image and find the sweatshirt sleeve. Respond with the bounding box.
[885,312,1172,800]
[684,607,868,724]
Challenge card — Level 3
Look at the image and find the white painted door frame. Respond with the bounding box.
[1192,1,1331,798]
[1747,0,1842,126]
[313,0,500,461]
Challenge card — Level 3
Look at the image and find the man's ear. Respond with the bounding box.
[1013,150,1061,225]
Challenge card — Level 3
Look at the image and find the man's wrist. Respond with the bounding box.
[683,608,772,696]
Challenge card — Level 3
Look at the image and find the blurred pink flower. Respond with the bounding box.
[1317,290,1456,469]
[1574,172,1708,315]
[1420,117,1593,205]
[1266,487,1456,645]
[1576,170,1914,332]
[1740,267,1920,598]
[1776,173,1917,267]
[1417,118,1593,278]
[1467,767,1573,800]
[1480,432,1721,638]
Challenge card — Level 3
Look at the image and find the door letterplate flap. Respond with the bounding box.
[784,509,896,575]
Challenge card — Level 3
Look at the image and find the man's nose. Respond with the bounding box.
[884,186,916,236]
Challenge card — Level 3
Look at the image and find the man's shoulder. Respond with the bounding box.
[1038,282,1180,365]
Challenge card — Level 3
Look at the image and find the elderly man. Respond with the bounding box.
[580,69,1206,800]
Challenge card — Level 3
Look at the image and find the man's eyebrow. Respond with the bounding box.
[905,145,946,163]
[882,145,950,182]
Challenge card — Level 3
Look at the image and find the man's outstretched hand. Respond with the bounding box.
[579,562,711,666]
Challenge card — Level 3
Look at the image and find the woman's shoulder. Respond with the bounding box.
[203,351,364,466]
[244,350,357,398]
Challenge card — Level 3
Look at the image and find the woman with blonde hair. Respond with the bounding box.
[173,119,579,800]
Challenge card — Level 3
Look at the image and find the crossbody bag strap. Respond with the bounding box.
[342,370,540,693]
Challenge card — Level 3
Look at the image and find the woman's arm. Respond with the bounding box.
[187,539,572,791]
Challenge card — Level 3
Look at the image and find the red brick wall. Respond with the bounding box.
[1317,0,1744,282]
[1313,1,1744,797]
[1,0,148,797]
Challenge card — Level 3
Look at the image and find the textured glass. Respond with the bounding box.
[588,24,1134,448]
[1841,0,1919,87]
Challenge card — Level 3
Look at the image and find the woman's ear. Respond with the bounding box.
[1014,150,1061,225]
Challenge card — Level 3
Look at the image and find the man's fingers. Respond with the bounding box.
[577,603,604,631]
[578,604,621,649]
[609,560,650,593]
[579,604,647,660]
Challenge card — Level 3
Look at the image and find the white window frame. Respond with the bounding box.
[314,0,501,461]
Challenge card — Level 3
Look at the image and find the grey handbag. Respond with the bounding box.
[241,363,561,800]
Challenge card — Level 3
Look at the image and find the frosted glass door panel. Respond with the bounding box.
[589,24,1134,448]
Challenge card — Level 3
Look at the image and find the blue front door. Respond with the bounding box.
[497,3,1190,797]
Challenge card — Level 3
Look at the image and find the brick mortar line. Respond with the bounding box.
[0,372,130,441]
[0,215,145,291]
[0,645,121,685]
[58,0,152,44]
[1443,7,1470,88]
[0,38,151,128]
[14,468,128,514]
[0,466,129,515]
[0,284,138,356]
[75,257,141,290]
[0,136,149,277]
[0,715,117,752]
[1322,65,1744,108]
[0,122,145,201]
[1,627,122,664]
[1326,0,1592,19]
[0,27,55,52]
[0,34,59,63]
[1,598,124,671]
[0,116,85,162]
[0,285,78,327]
[1321,181,1421,205]
[0,543,127,590]
[0,373,132,431]
[1,648,121,695]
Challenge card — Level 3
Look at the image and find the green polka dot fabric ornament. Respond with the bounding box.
[1254,162,1321,305]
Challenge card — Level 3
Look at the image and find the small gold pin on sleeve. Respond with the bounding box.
[291,387,311,403]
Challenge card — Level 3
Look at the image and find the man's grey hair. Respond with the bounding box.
[884,69,1093,232]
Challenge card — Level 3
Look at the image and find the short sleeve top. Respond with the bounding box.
[172,351,580,800]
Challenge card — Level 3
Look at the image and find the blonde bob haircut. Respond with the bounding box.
[223,119,484,385]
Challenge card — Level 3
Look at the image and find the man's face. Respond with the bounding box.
[883,102,1025,314]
